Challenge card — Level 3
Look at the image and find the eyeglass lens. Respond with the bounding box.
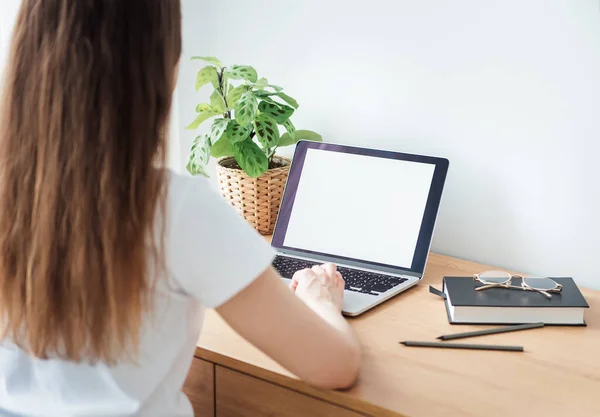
[522,277,557,290]
[478,271,511,284]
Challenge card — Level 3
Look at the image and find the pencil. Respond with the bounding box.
[400,341,524,352]
[437,323,544,341]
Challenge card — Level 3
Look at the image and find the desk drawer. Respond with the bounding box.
[183,358,215,417]
[215,366,362,417]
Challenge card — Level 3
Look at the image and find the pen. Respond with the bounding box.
[437,322,544,341]
[400,341,524,352]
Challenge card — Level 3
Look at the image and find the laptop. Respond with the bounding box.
[271,141,449,316]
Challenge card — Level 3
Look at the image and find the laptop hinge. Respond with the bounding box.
[274,250,420,280]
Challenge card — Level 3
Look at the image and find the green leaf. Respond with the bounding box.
[258,101,294,123]
[186,135,211,176]
[255,92,298,109]
[225,65,258,83]
[196,103,211,112]
[226,120,252,144]
[232,139,269,178]
[208,118,230,144]
[222,77,229,96]
[266,84,283,92]
[278,133,295,147]
[196,66,218,91]
[191,56,222,67]
[226,85,248,106]
[234,92,258,126]
[254,77,269,89]
[282,119,296,139]
[254,114,280,148]
[252,91,276,100]
[275,92,299,109]
[210,90,226,112]
[186,108,220,130]
[211,133,234,158]
[278,129,322,147]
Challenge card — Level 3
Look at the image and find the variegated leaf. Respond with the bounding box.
[282,119,296,139]
[258,101,294,123]
[232,139,268,178]
[186,135,211,176]
[195,66,218,91]
[226,85,248,107]
[196,103,211,112]
[254,114,280,148]
[255,92,298,109]
[208,118,230,144]
[234,92,258,126]
[226,120,252,144]
[225,65,258,83]
[252,90,275,99]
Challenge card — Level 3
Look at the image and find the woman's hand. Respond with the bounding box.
[290,263,345,312]
[217,265,360,389]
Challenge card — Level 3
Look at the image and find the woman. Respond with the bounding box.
[0,1,360,416]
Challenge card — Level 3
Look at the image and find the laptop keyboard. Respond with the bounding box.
[272,255,408,296]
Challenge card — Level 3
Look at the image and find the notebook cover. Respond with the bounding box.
[442,277,589,326]
[443,277,589,308]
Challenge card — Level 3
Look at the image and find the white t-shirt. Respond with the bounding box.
[0,171,276,417]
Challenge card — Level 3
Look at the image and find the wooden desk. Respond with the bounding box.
[183,253,600,417]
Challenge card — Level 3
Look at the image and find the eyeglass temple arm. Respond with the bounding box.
[475,283,515,291]
[475,283,553,298]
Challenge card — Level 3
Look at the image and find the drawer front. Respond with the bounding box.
[216,366,363,417]
[183,358,215,417]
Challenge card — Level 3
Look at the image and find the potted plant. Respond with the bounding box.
[185,56,321,235]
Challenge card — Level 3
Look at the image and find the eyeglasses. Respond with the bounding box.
[473,271,562,299]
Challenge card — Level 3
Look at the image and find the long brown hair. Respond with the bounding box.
[0,0,181,363]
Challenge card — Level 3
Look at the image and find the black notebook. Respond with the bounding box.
[442,277,589,326]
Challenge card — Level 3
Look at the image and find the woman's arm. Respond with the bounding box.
[216,265,361,389]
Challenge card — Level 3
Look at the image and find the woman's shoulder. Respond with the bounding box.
[161,169,221,232]
[159,169,275,307]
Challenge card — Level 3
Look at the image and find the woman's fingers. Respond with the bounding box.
[291,268,317,291]
[335,271,345,289]
[323,263,337,279]
[293,265,345,312]
[290,275,299,291]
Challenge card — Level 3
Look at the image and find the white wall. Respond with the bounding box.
[0,0,20,72]
[3,1,597,287]
[181,0,599,289]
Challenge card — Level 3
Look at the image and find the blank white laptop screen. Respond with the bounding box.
[283,149,436,268]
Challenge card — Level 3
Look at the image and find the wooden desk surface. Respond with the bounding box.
[196,252,600,417]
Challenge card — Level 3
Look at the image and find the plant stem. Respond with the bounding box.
[218,67,231,119]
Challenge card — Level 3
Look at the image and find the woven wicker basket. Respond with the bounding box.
[216,156,291,235]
